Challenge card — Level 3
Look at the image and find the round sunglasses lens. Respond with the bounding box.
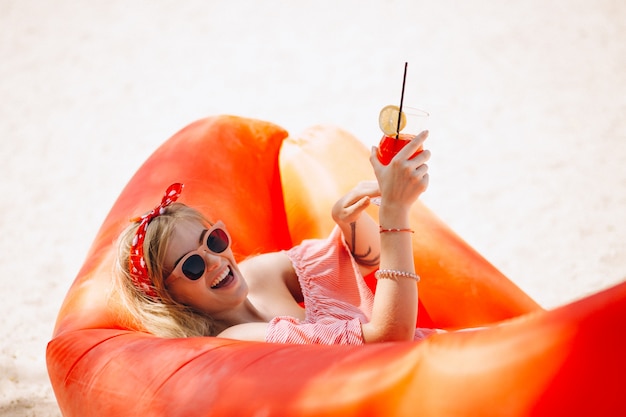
[181,254,205,280]
[207,229,229,253]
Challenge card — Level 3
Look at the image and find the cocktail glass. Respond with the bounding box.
[376,107,429,165]
[372,106,429,206]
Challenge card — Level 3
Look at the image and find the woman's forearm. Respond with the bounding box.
[331,181,382,273]
[362,206,418,343]
[336,212,381,269]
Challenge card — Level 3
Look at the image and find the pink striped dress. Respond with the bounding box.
[265,226,438,345]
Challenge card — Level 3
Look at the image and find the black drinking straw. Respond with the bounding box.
[395,62,408,139]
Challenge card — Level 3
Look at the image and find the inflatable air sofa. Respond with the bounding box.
[47,115,626,416]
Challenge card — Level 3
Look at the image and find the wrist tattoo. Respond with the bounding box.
[349,222,380,267]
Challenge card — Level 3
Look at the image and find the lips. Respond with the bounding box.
[210,267,234,289]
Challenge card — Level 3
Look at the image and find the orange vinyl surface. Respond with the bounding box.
[47,115,626,416]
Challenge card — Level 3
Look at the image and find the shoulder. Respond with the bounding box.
[217,322,269,342]
[240,251,295,285]
[241,251,292,270]
[240,252,296,285]
[240,251,303,303]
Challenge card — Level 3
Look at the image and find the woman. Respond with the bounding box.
[115,131,437,344]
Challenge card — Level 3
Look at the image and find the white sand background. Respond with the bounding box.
[1,0,625,415]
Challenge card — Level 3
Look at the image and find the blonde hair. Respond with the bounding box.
[113,203,218,338]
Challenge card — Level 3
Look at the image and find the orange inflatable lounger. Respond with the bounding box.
[47,115,626,416]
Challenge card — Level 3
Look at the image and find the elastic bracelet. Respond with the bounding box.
[375,269,420,282]
[379,227,414,233]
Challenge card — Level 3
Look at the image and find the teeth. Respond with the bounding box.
[210,268,230,288]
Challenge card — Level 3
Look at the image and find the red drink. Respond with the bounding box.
[377,133,423,165]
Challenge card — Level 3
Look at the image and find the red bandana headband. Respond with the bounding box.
[129,183,184,298]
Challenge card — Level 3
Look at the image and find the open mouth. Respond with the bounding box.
[210,267,234,289]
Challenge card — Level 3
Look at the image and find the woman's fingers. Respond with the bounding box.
[332,181,380,224]
[333,195,370,224]
[395,130,429,161]
[409,149,431,166]
[369,130,432,205]
[343,181,379,206]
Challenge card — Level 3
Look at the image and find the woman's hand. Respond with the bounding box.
[369,131,430,212]
[331,180,380,226]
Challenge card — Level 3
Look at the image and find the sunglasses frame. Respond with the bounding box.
[164,220,231,284]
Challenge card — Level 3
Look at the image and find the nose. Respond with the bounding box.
[201,249,221,272]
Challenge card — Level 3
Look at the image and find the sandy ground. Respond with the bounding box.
[1,1,625,415]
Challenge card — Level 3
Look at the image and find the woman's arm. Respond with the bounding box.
[331,181,381,276]
[361,131,430,343]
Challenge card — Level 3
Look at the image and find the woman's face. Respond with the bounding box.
[162,219,248,318]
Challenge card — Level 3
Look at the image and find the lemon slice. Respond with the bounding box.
[378,105,406,136]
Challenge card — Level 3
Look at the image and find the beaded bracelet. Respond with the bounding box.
[375,269,421,282]
[379,227,414,233]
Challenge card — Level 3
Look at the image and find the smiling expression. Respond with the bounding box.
[163,219,248,317]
